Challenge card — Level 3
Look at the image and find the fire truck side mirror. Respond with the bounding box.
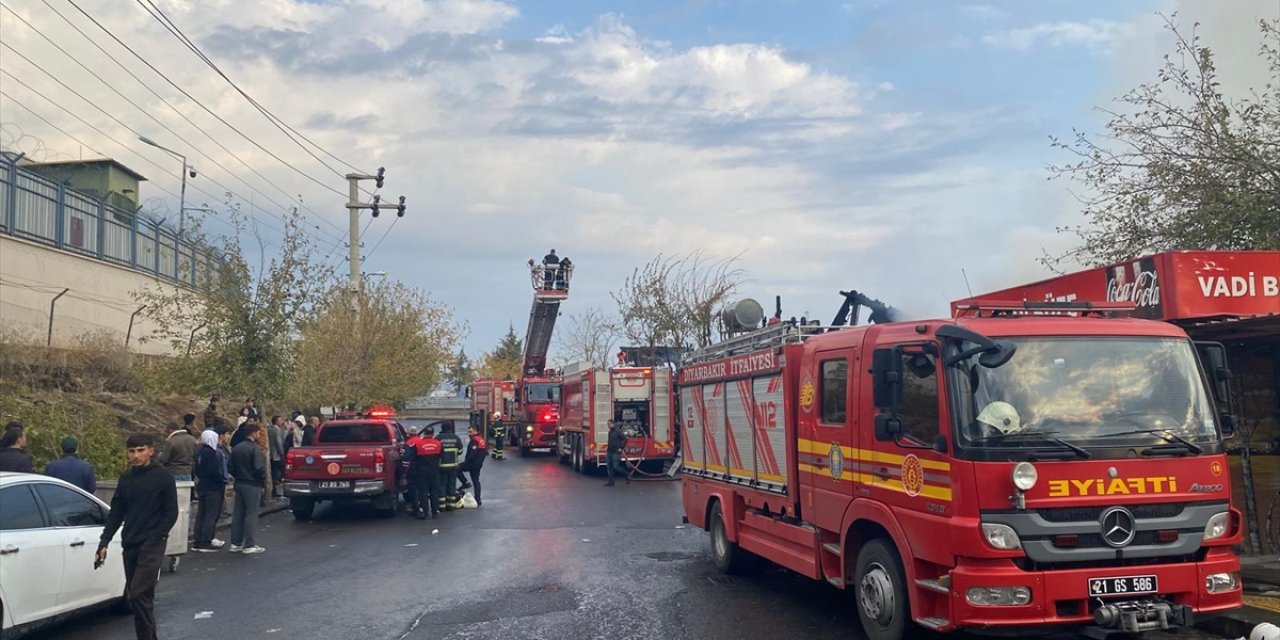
[874,414,902,442]
[870,348,902,410]
[1195,341,1236,439]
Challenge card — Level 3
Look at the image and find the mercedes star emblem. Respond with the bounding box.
[1100,506,1137,548]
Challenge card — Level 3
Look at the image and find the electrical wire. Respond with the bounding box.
[17,0,350,242]
[58,0,353,201]
[364,216,400,261]
[0,74,287,240]
[132,0,371,183]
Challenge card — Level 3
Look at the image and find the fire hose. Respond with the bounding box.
[619,429,679,481]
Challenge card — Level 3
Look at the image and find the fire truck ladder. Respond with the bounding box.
[522,263,573,375]
[683,322,830,365]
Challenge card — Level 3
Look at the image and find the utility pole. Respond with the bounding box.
[344,167,405,293]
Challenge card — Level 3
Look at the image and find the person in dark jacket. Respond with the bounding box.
[96,433,178,640]
[44,436,97,493]
[437,422,464,511]
[405,424,443,519]
[202,395,221,430]
[157,414,198,480]
[228,424,268,554]
[462,425,487,506]
[192,425,229,552]
[604,420,630,486]
[267,416,285,497]
[0,422,34,473]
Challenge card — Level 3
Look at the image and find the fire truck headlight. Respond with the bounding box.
[981,523,1022,550]
[1204,572,1239,593]
[965,586,1032,607]
[1203,511,1230,540]
[1011,462,1038,491]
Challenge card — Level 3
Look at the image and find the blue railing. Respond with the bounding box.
[0,155,218,289]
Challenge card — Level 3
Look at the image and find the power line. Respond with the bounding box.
[58,0,354,201]
[0,90,181,201]
[132,0,370,184]
[365,216,400,261]
[0,68,291,240]
[15,0,351,241]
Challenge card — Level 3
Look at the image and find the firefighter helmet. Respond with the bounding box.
[977,401,1022,435]
[493,411,502,420]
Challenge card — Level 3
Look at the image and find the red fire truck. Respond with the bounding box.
[557,362,677,474]
[470,379,515,435]
[679,300,1243,639]
[513,258,573,454]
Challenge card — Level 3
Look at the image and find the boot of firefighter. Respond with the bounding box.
[449,492,465,509]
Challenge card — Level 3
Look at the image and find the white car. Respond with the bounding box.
[0,472,126,637]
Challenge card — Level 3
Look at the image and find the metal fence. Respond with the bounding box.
[0,155,218,289]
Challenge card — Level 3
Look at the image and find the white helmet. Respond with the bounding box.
[1251,622,1280,640]
[493,411,502,420]
[977,401,1022,435]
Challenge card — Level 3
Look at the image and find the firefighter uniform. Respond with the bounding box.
[436,423,465,511]
[489,411,506,460]
[405,429,443,519]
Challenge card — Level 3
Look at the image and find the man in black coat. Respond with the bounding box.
[97,433,178,640]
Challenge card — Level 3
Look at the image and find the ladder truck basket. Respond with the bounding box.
[530,263,573,294]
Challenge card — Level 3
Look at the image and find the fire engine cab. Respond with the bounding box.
[679,298,1242,640]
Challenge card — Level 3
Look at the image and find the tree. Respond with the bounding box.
[1045,17,1280,270]
[290,280,461,408]
[446,349,475,396]
[556,307,618,368]
[612,251,747,362]
[475,325,522,380]
[134,208,330,400]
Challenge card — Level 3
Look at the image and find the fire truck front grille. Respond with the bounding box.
[1035,503,1186,523]
[982,501,1226,565]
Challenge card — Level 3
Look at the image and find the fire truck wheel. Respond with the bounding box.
[854,539,908,640]
[290,498,315,521]
[573,434,584,473]
[709,501,747,574]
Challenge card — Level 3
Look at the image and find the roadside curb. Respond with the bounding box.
[214,499,291,532]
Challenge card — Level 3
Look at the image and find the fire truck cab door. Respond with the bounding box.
[864,341,954,557]
[800,348,856,534]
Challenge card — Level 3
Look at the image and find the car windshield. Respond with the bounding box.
[954,337,1218,450]
[317,423,391,444]
[526,383,560,403]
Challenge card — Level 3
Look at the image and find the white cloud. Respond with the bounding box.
[983,20,1134,52]
[0,0,1110,353]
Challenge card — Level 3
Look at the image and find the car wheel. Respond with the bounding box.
[290,497,315,521]
[373,493,397,517]
[854,539,910,640]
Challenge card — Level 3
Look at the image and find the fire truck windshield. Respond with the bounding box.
[953,337,1219,453]
[525,383,560,403]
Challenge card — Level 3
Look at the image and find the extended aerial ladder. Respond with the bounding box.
[512,259,574,453]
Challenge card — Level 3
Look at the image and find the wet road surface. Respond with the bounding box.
[38,454,1225,640]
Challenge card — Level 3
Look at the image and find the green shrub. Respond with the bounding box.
[1,396,129,481]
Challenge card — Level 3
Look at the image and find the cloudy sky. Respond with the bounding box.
[1,0,1274,359]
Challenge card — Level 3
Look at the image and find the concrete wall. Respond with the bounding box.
[0,234,190,355]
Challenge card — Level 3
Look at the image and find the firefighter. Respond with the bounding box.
[489,411,506,460]
[405,424,442,519]
[436,421,465,511]
[461,424,488,506]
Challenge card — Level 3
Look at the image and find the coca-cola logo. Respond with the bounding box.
[1105,258,1162,318]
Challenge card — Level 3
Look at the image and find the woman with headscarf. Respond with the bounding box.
[193,424,231,552]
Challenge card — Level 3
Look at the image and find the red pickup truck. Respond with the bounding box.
[283,418,407,520]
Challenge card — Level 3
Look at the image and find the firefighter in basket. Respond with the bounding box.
[489,411,506,460]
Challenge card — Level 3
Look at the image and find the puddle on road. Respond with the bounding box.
[643,551,698,562]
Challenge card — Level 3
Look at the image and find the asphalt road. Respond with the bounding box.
[37,455,1226,640]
